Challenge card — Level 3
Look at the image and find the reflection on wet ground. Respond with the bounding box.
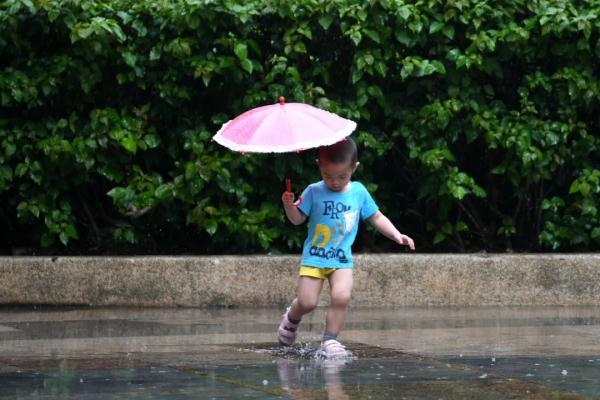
[0,306,599,399]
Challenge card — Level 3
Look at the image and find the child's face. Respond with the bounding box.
[317,159,358,192]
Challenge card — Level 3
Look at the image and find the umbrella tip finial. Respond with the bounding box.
[279,96,285,105]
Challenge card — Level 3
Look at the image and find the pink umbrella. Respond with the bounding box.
[213,96,357,205]
[213,97,356,153]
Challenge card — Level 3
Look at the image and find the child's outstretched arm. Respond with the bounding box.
[367,211,415,250]
[281,192,307,225]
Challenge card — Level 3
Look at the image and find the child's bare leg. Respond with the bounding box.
[324,269,353,336]
[288,276,324,321]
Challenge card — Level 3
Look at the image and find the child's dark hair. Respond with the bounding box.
[318,137,357,165]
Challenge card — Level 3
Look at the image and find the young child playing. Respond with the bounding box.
[278,137,415,358]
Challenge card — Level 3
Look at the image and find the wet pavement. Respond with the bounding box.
[0,306,599,399]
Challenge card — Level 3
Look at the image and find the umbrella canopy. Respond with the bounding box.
[212,97,356,153]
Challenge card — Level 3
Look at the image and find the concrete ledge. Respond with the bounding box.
[1,254,600,307]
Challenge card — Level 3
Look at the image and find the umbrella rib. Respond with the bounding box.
[281,104,298,149]
[227,105,277,147]
[246,107,274,145]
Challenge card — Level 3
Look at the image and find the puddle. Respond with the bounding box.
[1,306,599,399]
[445,355,600,398]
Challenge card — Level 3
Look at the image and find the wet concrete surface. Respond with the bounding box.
[0,306,599,399]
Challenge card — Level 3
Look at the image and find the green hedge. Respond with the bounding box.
[1,0,599,254]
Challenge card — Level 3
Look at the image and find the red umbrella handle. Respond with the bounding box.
[285,178,302,207]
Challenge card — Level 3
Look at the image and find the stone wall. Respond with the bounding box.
[1,254,599,307]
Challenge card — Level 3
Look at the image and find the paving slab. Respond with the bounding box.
[0,306,599,399]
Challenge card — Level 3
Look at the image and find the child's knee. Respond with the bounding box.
[297,296,318,312]
[331,289,352,306]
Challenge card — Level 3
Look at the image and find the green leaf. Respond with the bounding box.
[122,51,137,67]
[455,221,468,232]
[398,6,411,20]
[442,25,455,40]
[349,30,362,46]
[64,224,79,239]
[40,232,53,247]
[240,58,253,73]
[569,180,580,194]
[447,86,460,98]
[442,222,452,235]
[4,143,16,157]
[429,21,444,34]
[433,231,446,244]
[99,165,124,182]
[297,26,312,39]
[0,165,12,181]
[363,29,381,43]
[107,187,129,202]
[154,184,172,200]
[234,42,248,60]
[318,15,333,30]
[124,228,136,243]
[205,219,218,235]
[580,182,590,196]
[293,42,306,53]
[143,134,160,148]
[450,185,468,200]
[120,137,137,153]
[351,68,363,84]
[59,231,69,246]
[149,47,161,60]
[395,30,412,46]
[374,62,388,77]
[432,60,446,74]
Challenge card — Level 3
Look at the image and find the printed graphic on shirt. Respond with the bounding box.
[342,210,358,233]
[309,223,348,263]
[322,200,351,220]
[333,221,344,244]
[308,200,352,264]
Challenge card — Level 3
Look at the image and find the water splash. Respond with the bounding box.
[245,341,355,362]
[246,341,320,359]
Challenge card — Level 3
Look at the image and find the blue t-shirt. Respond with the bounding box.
[297,180,378,269]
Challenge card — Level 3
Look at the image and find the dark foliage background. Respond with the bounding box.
[1,0,599,254]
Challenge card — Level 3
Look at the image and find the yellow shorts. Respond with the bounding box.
[299,265,337,280]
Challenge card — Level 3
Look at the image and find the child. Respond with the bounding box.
[278,137,415,358]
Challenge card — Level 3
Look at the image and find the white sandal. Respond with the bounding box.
[319,339,350,359]
[277,307,299,346]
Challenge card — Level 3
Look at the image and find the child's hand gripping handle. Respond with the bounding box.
[285,178,302,207]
